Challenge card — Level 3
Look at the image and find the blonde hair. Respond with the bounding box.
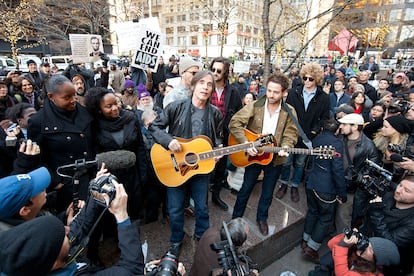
[300,62,324,86]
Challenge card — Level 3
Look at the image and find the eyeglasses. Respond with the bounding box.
[302,76,315,82]
[212,68,222,74]
[187,71,198,76]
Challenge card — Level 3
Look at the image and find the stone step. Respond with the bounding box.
[140,181,308,272]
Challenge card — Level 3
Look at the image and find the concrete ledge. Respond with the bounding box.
[248,218,305,269]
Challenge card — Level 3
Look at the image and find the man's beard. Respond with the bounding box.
[139,102,154,111]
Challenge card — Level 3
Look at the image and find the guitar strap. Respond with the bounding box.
[283,102,313,149]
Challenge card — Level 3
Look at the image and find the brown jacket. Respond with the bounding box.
[228,96,298,166]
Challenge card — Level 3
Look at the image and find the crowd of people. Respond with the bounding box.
[1,53,414,275]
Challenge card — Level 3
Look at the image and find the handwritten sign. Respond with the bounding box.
[233,60,251,74]
[131,26,165,72]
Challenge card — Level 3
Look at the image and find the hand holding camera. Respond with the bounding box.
[343,228,369,252]
[106,179,128,223]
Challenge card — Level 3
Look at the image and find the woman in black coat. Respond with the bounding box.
[85,87,147,220]
[27,75,95,212]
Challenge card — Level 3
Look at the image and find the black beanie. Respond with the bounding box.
[386,115,411,134]
[0,216,66,276]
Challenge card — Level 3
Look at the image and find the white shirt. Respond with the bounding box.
[262,99,281,135]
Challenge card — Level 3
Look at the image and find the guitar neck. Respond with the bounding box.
[199,142,257,160]
[263,147,317,155]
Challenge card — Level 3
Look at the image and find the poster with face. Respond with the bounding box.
[69,34,103,64]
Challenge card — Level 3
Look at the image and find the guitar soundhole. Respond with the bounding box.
[185,152,199,165]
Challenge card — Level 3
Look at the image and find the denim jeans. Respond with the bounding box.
[167,175,210,242]
[303,189,337,250]
[232,163,282,222]
[279,154,307,187]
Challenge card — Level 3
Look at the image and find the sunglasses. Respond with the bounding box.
[303,76,315,82]
[212,68,222,74]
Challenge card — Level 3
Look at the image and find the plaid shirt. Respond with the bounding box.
[211,87,226,119]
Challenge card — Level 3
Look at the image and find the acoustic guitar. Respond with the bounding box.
[228,129,338,167]
[151,134,274,187]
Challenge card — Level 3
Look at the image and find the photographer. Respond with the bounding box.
[312,229,400,276]
[190,218,258,276]
[0,176,145,275]
[362,174,414,275]
[336,114,380,231]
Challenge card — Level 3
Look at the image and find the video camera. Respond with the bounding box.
[145,251,179,276]
[210,221,258,276]
[356,159,395,198]
[343,227,369,252]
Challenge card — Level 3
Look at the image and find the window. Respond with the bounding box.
[190,25,199,32]
[191,36,198,45]
[177,26,186,32]
[166,27,174,34]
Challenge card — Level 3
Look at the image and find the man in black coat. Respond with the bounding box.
[363,174,414,275]
[149,71,223,257]
[276,62,330,203]
[209,57,243,211]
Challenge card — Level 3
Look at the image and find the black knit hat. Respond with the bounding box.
[385,115,411,134]
[0,216,66,276]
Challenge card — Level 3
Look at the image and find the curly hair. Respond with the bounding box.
[84,86,114,118]
[299,62,324,86]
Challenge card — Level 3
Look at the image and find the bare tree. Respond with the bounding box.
[0,0,45,67]
[262,0,357,82]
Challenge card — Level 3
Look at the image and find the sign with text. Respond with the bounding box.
[113,17,161,55]
[131,26,165,72]
[233,60,251,73]
[69,34,103,64]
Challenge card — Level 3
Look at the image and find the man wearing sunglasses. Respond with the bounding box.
[208,57,243,211]
[163,57,202,108]
[276,62,330,203]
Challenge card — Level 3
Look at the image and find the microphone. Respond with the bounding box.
[96,150,136,170]
[390,154,404,163]
[57,150,136,174]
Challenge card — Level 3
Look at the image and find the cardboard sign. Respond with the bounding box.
[69,34,104,64]
[131,26,165,72]
[233,60,251,73]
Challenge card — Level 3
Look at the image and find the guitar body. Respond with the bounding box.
[151,136,216,187]
[228,129,274,167]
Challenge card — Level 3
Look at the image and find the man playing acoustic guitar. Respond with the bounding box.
[149,70,223,256]
[229,73,298,236]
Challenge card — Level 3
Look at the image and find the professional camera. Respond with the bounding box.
[145,251,179,276]
[89,174,117,207]
[387,143,414,162]
[356,159,395,198]
[343,227,369,252]
[388,99,410,115]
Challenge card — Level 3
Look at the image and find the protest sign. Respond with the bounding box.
[131,26,165,72]
[69,34,103,64]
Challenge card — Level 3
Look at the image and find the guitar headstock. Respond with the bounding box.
[254,134,274,147]
[314,145,339,159]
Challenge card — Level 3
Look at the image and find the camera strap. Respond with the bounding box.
[66,204,109,265]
